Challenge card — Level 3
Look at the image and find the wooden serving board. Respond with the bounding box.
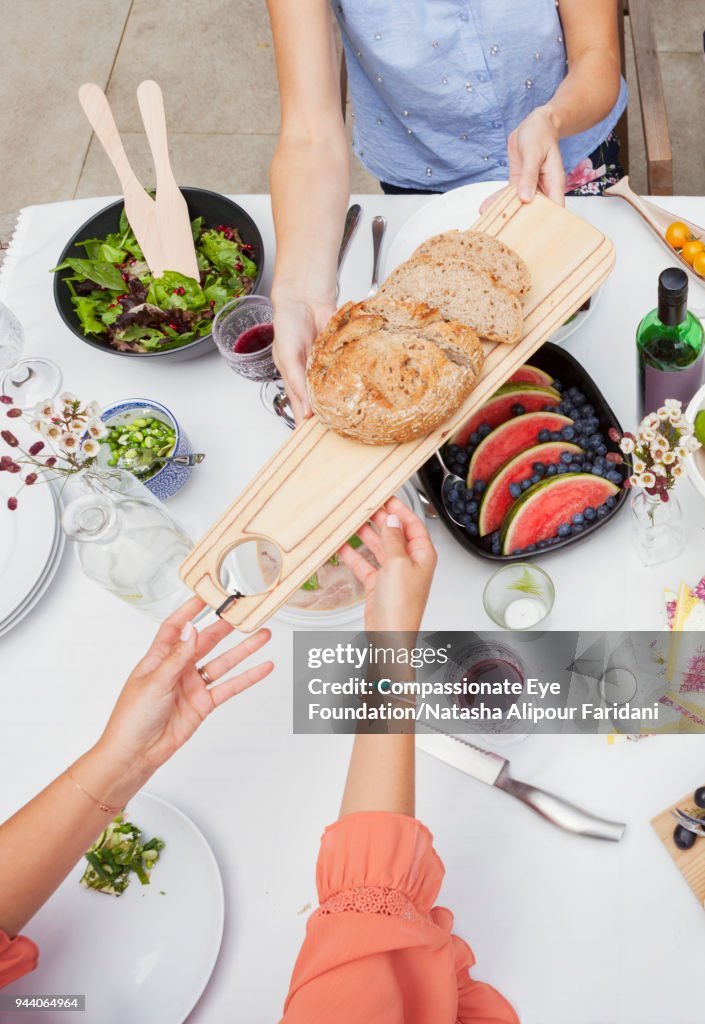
[181,188,615,631]
[652,790,705,908]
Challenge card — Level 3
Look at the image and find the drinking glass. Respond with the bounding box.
[212,295,278,382]
[0,301,62,408]
[483,562,555,630]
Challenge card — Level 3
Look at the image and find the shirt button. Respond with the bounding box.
[458,11,469,21]
[492,120,501,129]
[499,159,507,167]
[476,71,488,83]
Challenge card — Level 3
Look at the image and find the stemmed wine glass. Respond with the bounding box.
[212,295,294,429]
[0,301,62,408]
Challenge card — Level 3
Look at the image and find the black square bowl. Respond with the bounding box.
[416,342,629,561]
[52,187,264,362]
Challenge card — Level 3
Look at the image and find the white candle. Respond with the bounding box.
[503,596,547,630]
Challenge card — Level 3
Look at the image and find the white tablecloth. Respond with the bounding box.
[2,194,705,1024]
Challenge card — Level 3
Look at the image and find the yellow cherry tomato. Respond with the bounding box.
[681,238,705,265]
[692,250,705,278]
[666,221,691,249]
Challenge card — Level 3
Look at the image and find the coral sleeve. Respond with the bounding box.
[0,930,38,989]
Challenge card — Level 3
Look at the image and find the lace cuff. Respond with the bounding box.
[317,884,429,924]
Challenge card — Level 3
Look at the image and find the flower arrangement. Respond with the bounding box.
[0,392,107,510]
[609,399,700,502]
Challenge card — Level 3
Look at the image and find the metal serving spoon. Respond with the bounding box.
[118,450,205,475]
[366,216,386,297]
[434,450,473,528]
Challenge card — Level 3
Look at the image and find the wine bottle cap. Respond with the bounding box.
[658,267,688,305]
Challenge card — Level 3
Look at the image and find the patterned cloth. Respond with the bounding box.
[333,0,627,191]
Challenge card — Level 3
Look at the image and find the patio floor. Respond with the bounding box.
[0,0,703,224]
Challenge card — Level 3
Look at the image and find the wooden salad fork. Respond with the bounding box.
[79,83,165,277]
[136,79,200,281]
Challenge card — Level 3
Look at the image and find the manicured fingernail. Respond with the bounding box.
[387,514,401,529]
[519,185,534,201]
[180,621,194,642]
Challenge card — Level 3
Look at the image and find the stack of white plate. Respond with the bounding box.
[0,473,65,637]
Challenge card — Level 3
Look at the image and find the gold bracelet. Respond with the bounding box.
[65,767,125,816]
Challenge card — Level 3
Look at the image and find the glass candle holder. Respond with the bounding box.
[483,562,555,630]
[212,295,278,382]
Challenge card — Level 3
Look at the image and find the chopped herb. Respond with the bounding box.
[80,815,165,896]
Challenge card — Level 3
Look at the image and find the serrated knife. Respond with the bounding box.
[416,732,625,842]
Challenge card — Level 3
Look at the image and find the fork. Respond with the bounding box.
[366,216,386,297]
[671,807,705,836]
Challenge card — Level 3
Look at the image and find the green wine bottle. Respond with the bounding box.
[637,267,704,417]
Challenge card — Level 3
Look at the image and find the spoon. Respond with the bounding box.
[118,450,205,475]
[336,203,361,301]
[435,450,474,528]
[366,216,386,297]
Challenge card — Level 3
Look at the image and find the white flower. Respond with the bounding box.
[639,471,656,488]
[69,418,85,433]
[675,444,689,461]
[672,463,685,478]
[44,424,62,441]
[81,438,99,457]
[29,417,45,434]
[652,432,669,449]
[60,432,79,450]
[620,437,636,454]
[85,418,108,439]
[643,413,660,430]
[665,398,682,412]
[84,400,101,418]
[629,474,640,487]
[669,408,685,426]
[686,435,701,452]
[653,463,667,476]
[633,457,646,473]
[640,427,657,443]
[662,450,676,465]
[650,446,664,462]
[33,401,54,421]
[59,391,79,408]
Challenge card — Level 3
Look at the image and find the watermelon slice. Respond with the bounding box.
[478,442,584,536]
[509,364,554,388]
[449,384,561,448]
[501,474,620,554]
[467,412,573,487]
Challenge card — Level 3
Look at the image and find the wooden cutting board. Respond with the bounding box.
[181,188,615,631]
[652,790,705,908]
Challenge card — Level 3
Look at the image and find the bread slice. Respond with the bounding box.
[413,229,531,297]
[307,300,484,444]
[374,255,523,345]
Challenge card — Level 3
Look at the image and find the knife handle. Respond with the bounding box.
[497,776,626,842]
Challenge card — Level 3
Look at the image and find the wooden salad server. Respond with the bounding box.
[136,80,200,281]
[605,176,705,292]
[180,189,616,633]
[78,83,164,277]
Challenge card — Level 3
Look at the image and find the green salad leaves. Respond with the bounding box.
[53,208,258,353]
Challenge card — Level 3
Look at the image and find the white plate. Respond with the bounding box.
[383,181,599,344]
[0,517,65,637]
[0,474,58,622]
[3,793,224,1024]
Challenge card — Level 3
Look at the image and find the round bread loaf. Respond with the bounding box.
[412,229,532,296]
[306,299,484,444]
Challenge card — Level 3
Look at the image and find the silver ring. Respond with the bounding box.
[197,665,213,686]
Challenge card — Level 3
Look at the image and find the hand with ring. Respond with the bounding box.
[96,596,273,785]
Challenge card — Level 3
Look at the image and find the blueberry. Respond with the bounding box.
[560,452,574,464]
[597,506,609,519]
[525,544,537,553]
[595,444,607,457]
[582,404,595,417]
[509,482,522,498]
[581,422,596,437]
[567,386,580,398]
[492,540,501,554]
[561,426,576,441]
[532,462,546,475]
[451,501,464,516]
[573,393,587,407]
[572,451,586,462]
[466,522,479,536]
[557,465,569,474]
[560,401,576,417]
[538,429,550,443]
[673,825,697,851]
[546,464,557,476]
[521,479,532,491]
[584,507,597,522]
[588,435,603,450]
[511,404,526,416]
[570,523,584,535]
[538,540,548,549]
[546,405,561,413]
[606,496,617,509]
[456,450,469,465]
[572,512,585,526]
[591,465,605,476]
[457,512,471,525]
[552,379,563,392]
[557,522,571,537]
[462,487,474,500]
[512,547,524,556]
[478,423,492,437]
[529,474,541,485]
[569,462,583,473]
[466,500,479,516]
[446,444,461,457]
[695,787,705,809]
[470,432,480,446]
[550,431,563,442]
[607,471,623,485]
[474,480,485,494]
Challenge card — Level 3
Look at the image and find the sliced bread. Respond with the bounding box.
[306,299,484,444]
[373,255,523,345]
[412,229,531,296]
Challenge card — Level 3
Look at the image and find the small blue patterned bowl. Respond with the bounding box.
[98,398,193,501]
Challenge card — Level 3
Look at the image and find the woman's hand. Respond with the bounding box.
[339,496,437,634]
[272,295,336,425]
[507,105,565,205]
[96,597,273,791]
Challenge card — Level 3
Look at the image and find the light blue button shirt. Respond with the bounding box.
[332,1,628,190]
